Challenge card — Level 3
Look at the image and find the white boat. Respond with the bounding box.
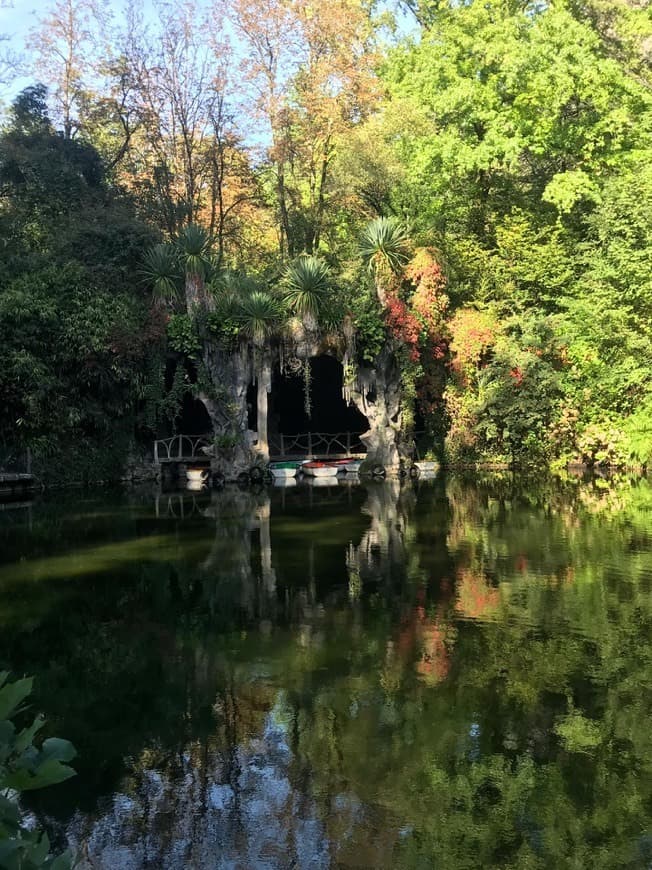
[186,468,209,483]
[301,461,339,477]
[271,468,296,479]
[269,461,301,479]
[341,460,362,474]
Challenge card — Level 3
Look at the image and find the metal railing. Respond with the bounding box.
[154,434,213,465]
[269,432,367,458]
[154,431,368,463]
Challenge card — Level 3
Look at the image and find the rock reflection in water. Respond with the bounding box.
[46,482,413,869]
[5,474,652,868]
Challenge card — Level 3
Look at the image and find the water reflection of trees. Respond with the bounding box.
[3,476,652,866]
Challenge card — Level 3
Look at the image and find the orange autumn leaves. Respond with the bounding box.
[448,308,499,386]
[384,247,449,363]
[228,0,380,254]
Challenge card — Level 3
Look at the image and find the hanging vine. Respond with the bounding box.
[303,359,312,418]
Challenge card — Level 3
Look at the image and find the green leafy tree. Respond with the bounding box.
[0,88,161,480]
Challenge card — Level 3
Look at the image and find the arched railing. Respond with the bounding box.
[154,431,368,463]
[153,434,213,465]
[269,432,367,458]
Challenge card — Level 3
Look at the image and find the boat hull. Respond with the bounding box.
[302,463,338,477]
[270,467,298,479]
[186,468,209,483]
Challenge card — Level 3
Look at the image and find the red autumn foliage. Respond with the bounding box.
[407,247,448,344]
[385,292,421,362]
[404,247,446,299]
[432,340,447,360]
[383,248,450,367]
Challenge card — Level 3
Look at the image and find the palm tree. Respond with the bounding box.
[176,223,212,311]
[141,224,213,313]
[282,255,332,329]
[360,217,410,306]
[141,244,180,306]
[234,289,284,346]
[142,231,285,460]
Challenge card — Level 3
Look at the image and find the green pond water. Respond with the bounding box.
[3,474,652,869]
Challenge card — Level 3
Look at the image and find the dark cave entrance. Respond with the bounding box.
[269,355,369,454]
[177,391,212,435]
[165,358,213,436]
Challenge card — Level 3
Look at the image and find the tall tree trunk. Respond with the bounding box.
[277,163,292,258]
[256,351,271,460]
[311,134,332,253]
[185,272,202,312]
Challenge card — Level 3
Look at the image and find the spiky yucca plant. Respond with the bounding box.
[360,217,410,307]
[171,224,212,310]
[360,217,410,276]
[235,289,284,346]
[177,223,211,278]
[282,255,331,323]
[141,244,180,304]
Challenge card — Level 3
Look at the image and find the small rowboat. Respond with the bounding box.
[321,458,362,473]
[269,461,301,479]
[301,461,339,477]
[186,468,209,483]
[304,458,362,474]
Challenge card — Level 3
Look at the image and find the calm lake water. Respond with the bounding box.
[3,473,652,869]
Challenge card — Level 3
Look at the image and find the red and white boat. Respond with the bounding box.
[301,460,339,478]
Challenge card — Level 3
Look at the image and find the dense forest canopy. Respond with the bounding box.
[0,0,651,477]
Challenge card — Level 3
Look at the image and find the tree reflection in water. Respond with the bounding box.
[2,474,652,867]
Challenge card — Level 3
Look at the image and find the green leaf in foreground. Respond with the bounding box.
[0,675,77,868]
